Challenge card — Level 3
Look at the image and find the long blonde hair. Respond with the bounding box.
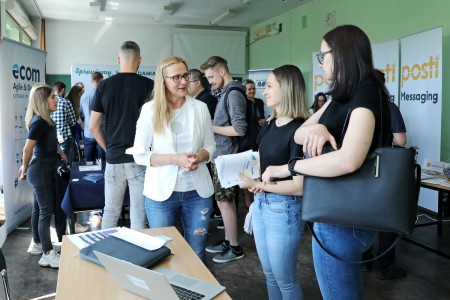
[25,83,54,129]
[152,56,189,134]
[268,64,310,121]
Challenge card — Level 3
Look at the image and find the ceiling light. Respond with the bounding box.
[154,4,174,22]
[104,16,113,23]
[210,9,236,25]
[89,1,101,20]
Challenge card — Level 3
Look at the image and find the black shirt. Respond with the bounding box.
[258,118,304,182]
[91,73,154,164]
[196,89,217,120]
[28,115,57,159]
[319,79,392,150]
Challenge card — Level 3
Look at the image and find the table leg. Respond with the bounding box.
[438,191,443,235]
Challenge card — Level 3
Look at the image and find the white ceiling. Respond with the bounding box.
[20,0,314,28]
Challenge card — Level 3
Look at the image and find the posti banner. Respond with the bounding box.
[312,41,399,104]
[0,38,46,236]
[400,27,442,212]
[71,63,157,91]
[372,40,399,104]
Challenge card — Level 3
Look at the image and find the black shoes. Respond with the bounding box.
[377,265,407,280]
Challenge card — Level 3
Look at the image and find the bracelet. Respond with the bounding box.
[288,156,304,176]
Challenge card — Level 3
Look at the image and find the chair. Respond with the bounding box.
[0,248,10,300]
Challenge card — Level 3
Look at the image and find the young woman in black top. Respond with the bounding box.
[18,84,67,268]
[240,65,309,299]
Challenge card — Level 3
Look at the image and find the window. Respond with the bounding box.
[5,12,32,46]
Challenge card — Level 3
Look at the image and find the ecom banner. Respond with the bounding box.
[71,63,156,91]
[0,38,46,233]
[400,27,442,212]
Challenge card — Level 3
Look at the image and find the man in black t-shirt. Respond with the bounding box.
[188,69,217,120]
[90,41,154,230]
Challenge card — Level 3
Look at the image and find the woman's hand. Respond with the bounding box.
[183,152,202,172]
[261,165,289,182]
[302,124,337,157]
[18,165,27,181]
[239,173,264,193]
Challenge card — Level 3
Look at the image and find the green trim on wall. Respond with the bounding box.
[46,74,71,91]
[249,0,450,160]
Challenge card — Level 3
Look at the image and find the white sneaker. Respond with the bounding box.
[31,243,43,255]
[38,250,60,268]
[52,242,62,253]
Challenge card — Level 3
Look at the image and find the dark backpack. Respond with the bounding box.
[223,87,260,152]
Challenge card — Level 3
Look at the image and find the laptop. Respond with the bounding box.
[94,250,225,300]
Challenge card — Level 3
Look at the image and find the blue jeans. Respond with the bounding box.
[144,191,212,263]
[83,137,105,161]
[252,193,304,300]
[101,162,147,230]
[312,223,376,300]
[27,157,57,253]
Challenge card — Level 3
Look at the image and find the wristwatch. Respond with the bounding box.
[288,157,302,176]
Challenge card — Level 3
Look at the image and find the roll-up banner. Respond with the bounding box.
[0,38,47,239]
[248,69,272,118]
[71,64,156,91]
[400,27,442,212]
[312,52,330,102]
[372,40,400,104]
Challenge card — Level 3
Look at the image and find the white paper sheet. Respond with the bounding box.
[214,150,260,188]
[112,227,166,251]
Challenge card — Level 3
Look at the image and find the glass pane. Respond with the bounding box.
[5,19,20,42]
[21,33,32,46]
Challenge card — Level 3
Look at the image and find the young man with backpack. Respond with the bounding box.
[200,56,247,263]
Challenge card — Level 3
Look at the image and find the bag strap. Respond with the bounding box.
[306,222,403,264]
[223,87,247,126]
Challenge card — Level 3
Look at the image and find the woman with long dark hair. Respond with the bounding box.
[18,84,67,268]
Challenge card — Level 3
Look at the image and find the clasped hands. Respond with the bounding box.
[176,152,202,172]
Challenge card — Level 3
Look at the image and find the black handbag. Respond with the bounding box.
[302,146,420,234]
[301,94,421,235]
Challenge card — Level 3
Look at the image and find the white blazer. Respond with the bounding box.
[128,96,216,201]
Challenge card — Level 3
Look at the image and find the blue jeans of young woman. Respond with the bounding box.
[27,157,57,253]
[144,191,212,263]
[252,192,304,300]
[312,223,376,300]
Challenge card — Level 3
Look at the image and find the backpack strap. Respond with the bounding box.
[222,86,246,126]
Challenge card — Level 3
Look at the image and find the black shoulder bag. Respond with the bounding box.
[299,91,421,263]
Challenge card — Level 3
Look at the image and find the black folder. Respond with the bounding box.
[79,235,172,268]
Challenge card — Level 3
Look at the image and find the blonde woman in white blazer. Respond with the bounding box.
[128,56,215,262]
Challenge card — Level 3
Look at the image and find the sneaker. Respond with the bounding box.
[30,243,43,255]
[211,211,222,220]
[38,250,60,268]
[212,246,244,263]
[205,240,229,254]
[216,221,225,230]
[75,223,89,233]
[52,242,62,253]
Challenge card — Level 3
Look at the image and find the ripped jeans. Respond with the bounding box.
[145,191,212,263]
[312,223,376,300]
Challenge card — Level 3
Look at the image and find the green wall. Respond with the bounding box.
[249,0,450,160]
[46,74,71,91]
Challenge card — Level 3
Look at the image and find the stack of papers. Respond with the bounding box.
[79,164,102,171]
[214,150,260,188]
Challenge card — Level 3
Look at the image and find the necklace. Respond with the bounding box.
[275,117,292,127]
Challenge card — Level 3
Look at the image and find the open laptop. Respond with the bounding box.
[94,250,225,300]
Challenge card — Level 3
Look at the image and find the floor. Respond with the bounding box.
[1,202,450,300]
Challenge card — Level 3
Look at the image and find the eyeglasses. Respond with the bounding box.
[316,49,333,65]
[164,72,191,83]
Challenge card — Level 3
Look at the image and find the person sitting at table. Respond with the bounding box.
[128,56,216,263]
[18,84,68,268]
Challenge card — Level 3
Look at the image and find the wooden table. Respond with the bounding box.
[404,175,450,259]
[56,227,231,299]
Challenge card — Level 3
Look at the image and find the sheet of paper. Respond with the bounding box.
[78,164,102,172]
[67,227,120,249]
[112,227,166,251]
[214,150,260,188]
